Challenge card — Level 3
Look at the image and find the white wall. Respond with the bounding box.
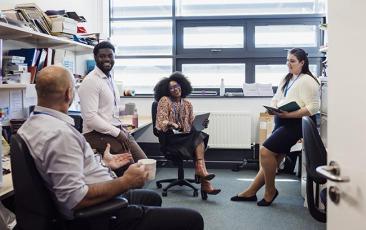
[122,97,272,143]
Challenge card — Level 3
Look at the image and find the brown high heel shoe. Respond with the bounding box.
[201,179,221,200]
[195,159,215,183]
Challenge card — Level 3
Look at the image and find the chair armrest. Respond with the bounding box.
[74,197,128,219]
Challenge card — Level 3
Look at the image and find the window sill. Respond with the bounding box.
[121,95,272,99]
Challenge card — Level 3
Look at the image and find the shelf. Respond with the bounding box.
[0,83,28,89]
[0,22,93,54]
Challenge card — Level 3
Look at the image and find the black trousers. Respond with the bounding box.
[111,189,203,230]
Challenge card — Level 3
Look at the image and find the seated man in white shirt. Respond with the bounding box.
[18,66,203,230]
[78,41,147,175]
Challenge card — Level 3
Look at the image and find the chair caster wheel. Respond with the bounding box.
[193,190,198,197]
[156,182,162,189]
[162,191,167,197]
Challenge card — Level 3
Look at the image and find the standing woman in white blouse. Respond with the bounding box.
[231,48,320,206]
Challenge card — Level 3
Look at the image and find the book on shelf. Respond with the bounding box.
[7,48,56,83]
[3,56,26,63]
[8,48,39,67]
[15,3,52,35]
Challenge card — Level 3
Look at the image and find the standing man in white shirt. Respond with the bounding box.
[79,41,147,175]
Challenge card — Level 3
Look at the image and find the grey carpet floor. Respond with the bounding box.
[145,168,326,230]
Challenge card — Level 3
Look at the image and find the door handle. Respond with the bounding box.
[316,161,350,182]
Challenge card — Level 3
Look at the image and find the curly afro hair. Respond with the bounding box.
[153,71,192,101]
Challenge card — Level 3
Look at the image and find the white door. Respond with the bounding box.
[325,1,366,229]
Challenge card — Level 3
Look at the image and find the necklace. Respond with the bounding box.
[284,74,301,97]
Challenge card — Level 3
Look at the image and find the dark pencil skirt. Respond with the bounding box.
[263,115,315,155]
[163,130,209,160]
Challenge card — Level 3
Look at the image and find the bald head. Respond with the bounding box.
[36,66,74,110]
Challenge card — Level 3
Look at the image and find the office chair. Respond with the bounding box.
[10,134,128,230]
[29,106,83,133]
[151,101,199,198]
[302,116,327,223]
[68,112,83,133]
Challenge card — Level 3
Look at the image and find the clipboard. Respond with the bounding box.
[193,113,210,131]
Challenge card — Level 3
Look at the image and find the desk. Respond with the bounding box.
[120,116,152,135]
[0,156,13,200]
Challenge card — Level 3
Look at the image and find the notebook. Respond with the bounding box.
[193,113,210,131]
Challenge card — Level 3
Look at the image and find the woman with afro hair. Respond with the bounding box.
[154,72,221,199]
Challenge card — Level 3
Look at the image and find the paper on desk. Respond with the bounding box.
[9,90,24,119]
[25,84,36,98]
[242,83,259,96]
[257,83,274,96]
[0,91,8,107]
[242,83,273,97]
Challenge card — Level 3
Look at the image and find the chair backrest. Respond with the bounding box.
[302,116,327,184]
[10,134,62,230]
[151,101,159,137]
[69,112,83,133]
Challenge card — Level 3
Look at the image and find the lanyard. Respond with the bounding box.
[106,76,117,107]
[284,75,300,97]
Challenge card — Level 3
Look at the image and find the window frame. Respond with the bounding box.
[109,0,326,96]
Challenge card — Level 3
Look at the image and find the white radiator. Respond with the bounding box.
[203,112,252,149]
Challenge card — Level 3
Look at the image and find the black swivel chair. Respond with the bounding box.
[302,116,327,223]
[151,101,199,198]
[10,134,128,230]
[68,112,83,133]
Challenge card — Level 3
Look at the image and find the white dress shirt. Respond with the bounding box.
[18,106,113,219]
[271,73,320,115]
[78,67,122,137]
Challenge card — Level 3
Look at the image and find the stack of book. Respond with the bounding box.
[7,48,54,83]
[2,56,30,84]
[1,3,52,35]
[15,3,52,35]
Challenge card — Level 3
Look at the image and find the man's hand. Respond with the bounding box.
[116,131,130,151]
[103,144,133,170]
[202,118,209,129]
[122,163,148,189]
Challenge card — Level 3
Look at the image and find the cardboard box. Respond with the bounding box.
[258,112,274,145]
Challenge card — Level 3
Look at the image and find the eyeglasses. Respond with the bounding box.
[169,84,181,91]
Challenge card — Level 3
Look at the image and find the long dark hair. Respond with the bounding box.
[281,48,319,92]
[153,72,193,101]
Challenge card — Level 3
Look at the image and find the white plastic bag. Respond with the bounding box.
[0,202,16,230]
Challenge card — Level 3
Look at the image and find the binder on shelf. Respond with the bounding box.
[8,48,38,67]
[36,49,48,72]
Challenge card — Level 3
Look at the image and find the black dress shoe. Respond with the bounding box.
[257,189,279,206]
[230,194,257,202]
